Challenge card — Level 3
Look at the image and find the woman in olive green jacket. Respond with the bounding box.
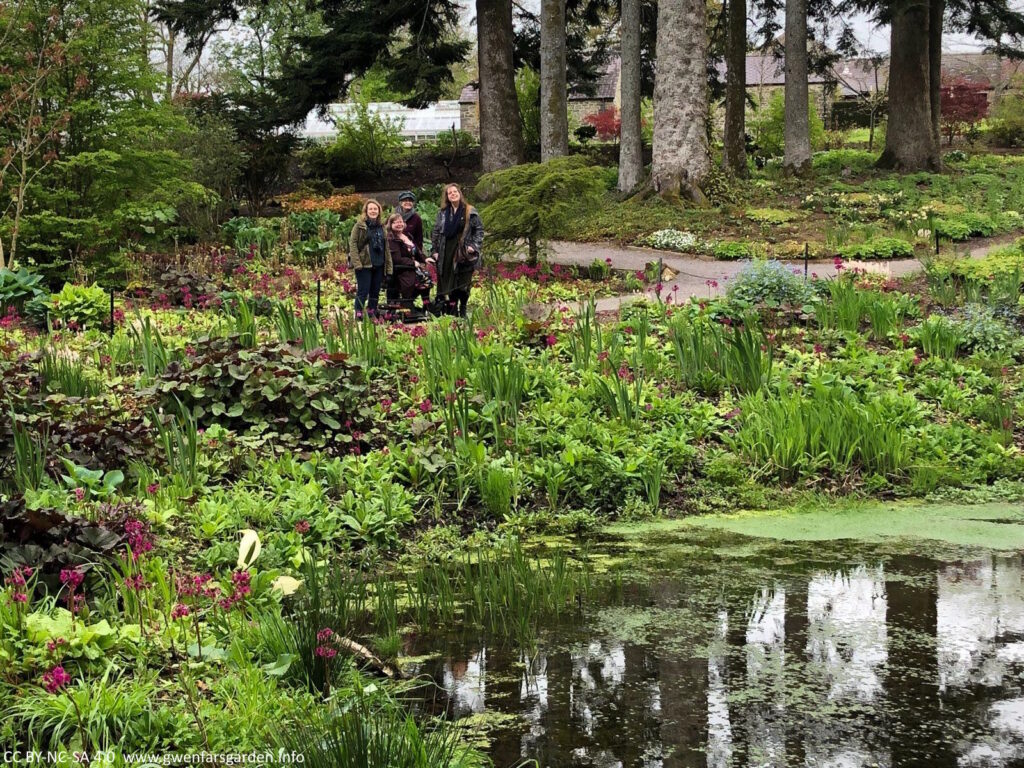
[348,199,393,314]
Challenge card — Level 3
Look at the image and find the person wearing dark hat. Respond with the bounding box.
[394,192,423,253]
[388,191,424,304]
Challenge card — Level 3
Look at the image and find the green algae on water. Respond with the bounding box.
[609,502,1024,552]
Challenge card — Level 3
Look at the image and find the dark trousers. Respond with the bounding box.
[446,288,469,317]
[354,266,385,313]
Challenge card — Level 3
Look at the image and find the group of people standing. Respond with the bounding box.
[348,183,484,318]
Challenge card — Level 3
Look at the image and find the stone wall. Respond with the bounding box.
[460,103,480,140]
[568,99,613,127]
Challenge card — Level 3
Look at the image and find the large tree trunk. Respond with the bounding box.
[617,0,644,192]
[783,0,811,176]
[477,0,525,172]
[929,0,944,150]
[539,0,568,161]
[722,0,748,177]
[878,0,941,171]
[651,0,711,203]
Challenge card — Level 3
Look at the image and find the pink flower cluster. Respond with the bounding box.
[122,573,148,592]
[315,628,338,658]
[0,306,19,329]
[178,572,218,600]
[218,571,251,611]
[492,262,567,284]
[123,517,153,560]
[294,520,310,535]
[4,566,32,604]
[60,568,85,614]
[42,665,72,694]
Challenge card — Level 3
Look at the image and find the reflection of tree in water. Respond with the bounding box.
[412,546,1024,768]
[937,554,1024,767]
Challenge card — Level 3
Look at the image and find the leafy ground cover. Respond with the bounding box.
[561,150,1024,260]
[2,162,1024,762]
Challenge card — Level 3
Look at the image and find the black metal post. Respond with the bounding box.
[316,277,322,324]
[935,228,940,255]
[109,288,115,337]
[804,242,809,282]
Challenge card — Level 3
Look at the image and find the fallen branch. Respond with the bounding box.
[338,636,407,679]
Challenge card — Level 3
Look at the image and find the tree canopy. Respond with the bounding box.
[156,0,470,124]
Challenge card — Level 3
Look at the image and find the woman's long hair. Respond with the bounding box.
[439,184,471,241]
[360,198,383,222]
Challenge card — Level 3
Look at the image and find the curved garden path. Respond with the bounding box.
[547,235,1016,312]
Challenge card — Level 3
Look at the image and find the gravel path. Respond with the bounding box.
[547,235,1017,312]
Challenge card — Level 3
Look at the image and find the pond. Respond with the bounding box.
[403,507,1024,767]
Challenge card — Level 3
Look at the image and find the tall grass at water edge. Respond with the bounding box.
[730,380,912,481]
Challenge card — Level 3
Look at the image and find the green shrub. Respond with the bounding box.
[326,100,405,178]
[476,156,606,262]
[988,93,1024,148]
[746,207,800,225]
[574,124,597,144]
[838,237,915,260]
[712,241,753,260]
[749,91,825,157]
[811,150,879,176]
[432,128,477,151]
[726,260,810,306]
[935,212,998,241]
[47,283,108,330]
[149,338,377,452]
[516,66,541,152]
[951,244,1024,280]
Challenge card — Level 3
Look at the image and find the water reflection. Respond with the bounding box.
[411,548,1024,768]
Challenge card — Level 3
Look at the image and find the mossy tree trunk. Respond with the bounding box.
[617,0,644,193]
[650,0,711,204]
[540,0,569,162]
[783,0,812,177]
[723,0,748,178]
[477,0,525,172]
[877,0,942,172]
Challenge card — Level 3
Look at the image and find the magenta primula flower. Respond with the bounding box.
[42,666,72,694]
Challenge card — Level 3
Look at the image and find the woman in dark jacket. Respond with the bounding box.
[386,213,430,309]
[394,191,424,252]
[348,199,392,315]
[387,191,424,303]
[427,183,484,317]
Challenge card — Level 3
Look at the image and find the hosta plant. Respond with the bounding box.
[47,283,108,331]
